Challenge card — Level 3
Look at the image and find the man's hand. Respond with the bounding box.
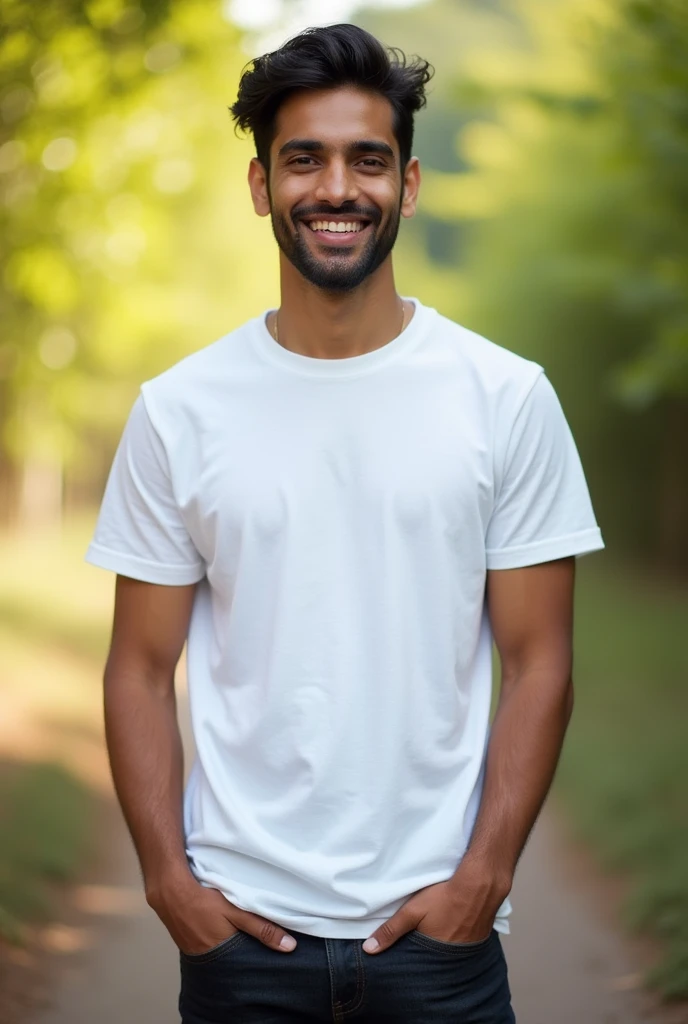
[147,872,297,954]
[361,858,510,954]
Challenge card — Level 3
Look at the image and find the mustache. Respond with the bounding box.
[291,203,381,225]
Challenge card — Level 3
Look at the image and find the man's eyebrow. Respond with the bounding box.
[277,139,396,161]
[348,140,395,160]
[277,139,324,156]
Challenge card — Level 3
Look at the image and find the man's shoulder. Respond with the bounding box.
[140,316,260,409]
[428,309,543,401]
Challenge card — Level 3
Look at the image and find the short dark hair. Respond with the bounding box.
[230,23,433,171]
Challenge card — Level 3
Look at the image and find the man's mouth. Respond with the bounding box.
[299,217,373,245]
[305,219,368,234]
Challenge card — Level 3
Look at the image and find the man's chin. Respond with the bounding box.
[289,249,374,292]
[299,270,365,293]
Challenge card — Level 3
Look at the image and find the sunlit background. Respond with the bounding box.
[1,0,687,1019]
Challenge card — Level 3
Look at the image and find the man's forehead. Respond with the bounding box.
[272,87,396,149]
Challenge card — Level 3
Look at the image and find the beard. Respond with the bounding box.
[269,197,402,293]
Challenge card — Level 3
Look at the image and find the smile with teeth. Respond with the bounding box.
[306,220,366,233]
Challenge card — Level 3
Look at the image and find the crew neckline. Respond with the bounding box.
[250,297,433,378]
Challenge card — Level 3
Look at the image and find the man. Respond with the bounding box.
[86,23,604,1023]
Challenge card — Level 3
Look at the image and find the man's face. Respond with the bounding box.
[249,87,419,292]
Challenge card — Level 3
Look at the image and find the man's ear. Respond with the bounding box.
[248,157,271,217]
[401,156,421,219]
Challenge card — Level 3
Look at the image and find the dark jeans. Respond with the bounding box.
[179,927,515,1023]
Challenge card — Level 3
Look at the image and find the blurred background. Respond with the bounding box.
[0,0,686,1020]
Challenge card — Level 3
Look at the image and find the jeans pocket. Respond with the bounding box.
[179,929,247,964]
[407,928,494,956]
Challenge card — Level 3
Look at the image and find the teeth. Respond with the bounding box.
[308,221,363,233]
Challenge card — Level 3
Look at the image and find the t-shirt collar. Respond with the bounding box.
[250,297,432,378]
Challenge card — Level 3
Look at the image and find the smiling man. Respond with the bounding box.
[86,23,604,1024]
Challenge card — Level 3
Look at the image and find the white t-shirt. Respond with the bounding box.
[86,298,604,939]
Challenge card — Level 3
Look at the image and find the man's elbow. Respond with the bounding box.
[103,647,177,701]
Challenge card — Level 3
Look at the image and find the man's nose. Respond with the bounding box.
[314,159,359,206]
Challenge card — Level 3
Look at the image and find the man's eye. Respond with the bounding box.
[359,159,384,168]
[291,156,316,166]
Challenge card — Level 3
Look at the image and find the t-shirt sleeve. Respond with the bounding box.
[485,371,604,569]
[85,391,206,585]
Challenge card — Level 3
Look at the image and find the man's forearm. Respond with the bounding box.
[457,666,573,891]
[104,667,194,899]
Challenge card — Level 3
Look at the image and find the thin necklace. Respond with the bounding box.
[272,298,407,346]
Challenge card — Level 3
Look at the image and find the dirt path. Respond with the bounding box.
[27,693,681,1024]
[502,814,683,1023]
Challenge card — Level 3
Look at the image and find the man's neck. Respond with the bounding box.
[273,257,409,360]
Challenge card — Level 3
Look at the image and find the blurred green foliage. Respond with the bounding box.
[0,0,277,513]
[460,0,688,571]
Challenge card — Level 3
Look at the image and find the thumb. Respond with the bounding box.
[232,907,297,953]
[362,908,416,955]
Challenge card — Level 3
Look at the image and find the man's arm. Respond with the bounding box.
[362,556,575,953]
[459,555,575,889]
[104,574,197,897]
[104,575,299,954]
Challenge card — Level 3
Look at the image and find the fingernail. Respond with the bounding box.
[362,937,379,953]
[280,935,296,950]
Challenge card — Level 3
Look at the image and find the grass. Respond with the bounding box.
[558,556,688,999]
[0,514,108,944]
[0,761,93,943]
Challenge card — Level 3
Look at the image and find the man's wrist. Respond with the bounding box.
[450,849,513,905]
[144,861,198,909]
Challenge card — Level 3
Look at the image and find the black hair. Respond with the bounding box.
[230,23,433,171]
